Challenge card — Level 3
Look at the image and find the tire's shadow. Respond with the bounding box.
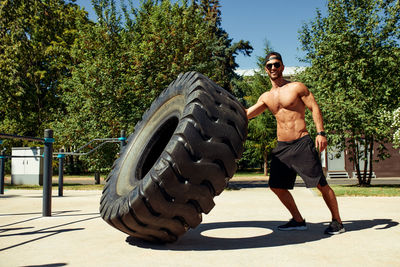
[126,219,398,251]
[226,180,307,190]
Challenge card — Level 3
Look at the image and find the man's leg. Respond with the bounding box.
[270,187,304,222]
[317,184,342,223]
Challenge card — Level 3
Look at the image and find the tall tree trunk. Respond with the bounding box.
[263,151,268,176]
[362,137,369,185]
[367,137,374,185]
[352,138,362,185]
[95,172,100,184]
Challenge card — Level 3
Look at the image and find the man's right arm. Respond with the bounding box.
[245,93,268,120]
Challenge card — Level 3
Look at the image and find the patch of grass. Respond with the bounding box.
[233,171,265,177]
[5,183,104,190]
[315,185,400,197]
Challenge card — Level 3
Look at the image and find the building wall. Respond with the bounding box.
[343,142,400,177]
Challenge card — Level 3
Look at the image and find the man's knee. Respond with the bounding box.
[317,183,332,193]
[270,187,288,196]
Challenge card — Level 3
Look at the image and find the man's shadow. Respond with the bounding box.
[126,219,398,251]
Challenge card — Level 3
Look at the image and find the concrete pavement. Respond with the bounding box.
[1,187,400,267]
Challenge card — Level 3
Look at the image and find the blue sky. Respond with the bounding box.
[74,0,328,69]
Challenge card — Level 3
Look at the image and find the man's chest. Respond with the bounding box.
[266,89,301,113]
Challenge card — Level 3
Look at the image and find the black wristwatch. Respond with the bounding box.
[316,131,326,137]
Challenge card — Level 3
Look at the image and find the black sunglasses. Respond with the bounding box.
[266,62,281,70]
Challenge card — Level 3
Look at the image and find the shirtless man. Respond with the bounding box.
[245,52,345,235]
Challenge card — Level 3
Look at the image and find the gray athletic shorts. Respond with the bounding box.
[269,135,328,189]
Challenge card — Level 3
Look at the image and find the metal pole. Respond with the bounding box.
[119,130,126,153]
[43,129,54,216]
[0,150,5,195]
[58,149,64,197]
[0,133,44,142]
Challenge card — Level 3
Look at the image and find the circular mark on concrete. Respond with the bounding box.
[201,227,273,239]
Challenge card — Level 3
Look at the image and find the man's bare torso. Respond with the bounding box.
[262,82,309,141]
[245,54,326,151]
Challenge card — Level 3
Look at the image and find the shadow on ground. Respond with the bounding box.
[0,211,100,252]
[226,180,400,189]
[127,218,398,251]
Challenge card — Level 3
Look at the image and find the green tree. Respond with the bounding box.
[0,0,89,137]
[298,0,400,185]
[196,0,252,89]
[52,0,130,173]
[54,0,252,174]
[233,42,276,173]
[123,0,252,91]
[393,107,400,147]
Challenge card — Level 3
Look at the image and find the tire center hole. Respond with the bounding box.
[137,116,179,180]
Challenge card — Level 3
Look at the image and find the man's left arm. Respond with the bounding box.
[299,84,327,152]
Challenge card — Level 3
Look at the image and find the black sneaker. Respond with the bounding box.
[278,218,307,231]
[324,220,345,235]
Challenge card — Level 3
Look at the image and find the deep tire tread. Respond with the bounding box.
[100,71,247,243]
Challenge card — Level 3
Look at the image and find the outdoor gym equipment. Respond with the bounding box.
[0,130,126,210]
[0,130,54,216]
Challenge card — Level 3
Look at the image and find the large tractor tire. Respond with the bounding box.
[100,72,247,243]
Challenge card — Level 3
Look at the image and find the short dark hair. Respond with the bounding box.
[265,51,283,64]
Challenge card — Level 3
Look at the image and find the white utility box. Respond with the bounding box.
[11,147,44,185]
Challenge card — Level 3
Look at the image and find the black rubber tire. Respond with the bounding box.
[100,71,247,243]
